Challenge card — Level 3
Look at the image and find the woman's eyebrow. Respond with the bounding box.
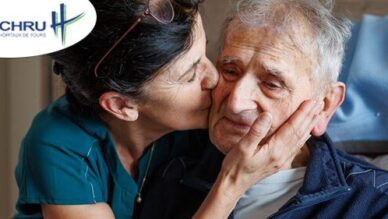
[178,58,201,80]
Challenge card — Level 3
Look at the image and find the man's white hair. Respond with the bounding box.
[223,0,352,85]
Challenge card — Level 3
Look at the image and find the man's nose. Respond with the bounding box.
[227,75,258,114]
[201,58,219,90]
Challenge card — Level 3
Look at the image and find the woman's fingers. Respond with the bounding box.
[218,100,324,201]
[269,100,323,151]
[258,100,323,169]
[218,100,323,199]
[238,112,272,154]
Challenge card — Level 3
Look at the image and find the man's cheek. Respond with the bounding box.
[211,79,225,98]
[268,108,296,138]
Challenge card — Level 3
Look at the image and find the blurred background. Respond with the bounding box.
[1,0,388,218]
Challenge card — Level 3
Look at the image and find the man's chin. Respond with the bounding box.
[210,128,273,154]
[210,134,242,154]
[209,120,250,153]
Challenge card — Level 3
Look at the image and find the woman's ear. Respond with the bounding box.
[312,82,345,136]
[99,92,139,121]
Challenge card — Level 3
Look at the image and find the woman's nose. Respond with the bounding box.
[201,58,219,90]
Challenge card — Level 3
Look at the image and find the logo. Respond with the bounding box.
[0,0,97,58]
[51,3,85,45]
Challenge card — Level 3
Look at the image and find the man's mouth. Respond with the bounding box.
[222,116,251,133]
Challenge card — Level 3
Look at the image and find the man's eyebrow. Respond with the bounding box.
[220,56,241,65]
[262,64,294,91]
[262,64,286,80]
[178,58,201,80]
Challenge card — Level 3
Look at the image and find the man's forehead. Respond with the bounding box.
[220,25,315,84]
[224,15,316,57]
[225,25,298,56]
[223,29,298,69]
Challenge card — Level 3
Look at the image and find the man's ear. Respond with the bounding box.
[312,82,345,136]
[99,92,139,121]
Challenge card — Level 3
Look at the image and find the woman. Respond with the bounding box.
[14,0,321,218]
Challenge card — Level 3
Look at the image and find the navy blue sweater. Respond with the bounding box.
[136,134,388,219]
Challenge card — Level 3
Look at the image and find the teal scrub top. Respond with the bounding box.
[15,96,206,219]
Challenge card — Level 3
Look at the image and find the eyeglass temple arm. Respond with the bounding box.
[94,12,147,77]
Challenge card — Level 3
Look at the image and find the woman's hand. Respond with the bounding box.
[193,100,323,219]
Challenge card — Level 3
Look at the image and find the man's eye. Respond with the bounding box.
[221,67,239,81]
[263,81,281,90]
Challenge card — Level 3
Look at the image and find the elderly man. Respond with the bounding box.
[136,0,388,218]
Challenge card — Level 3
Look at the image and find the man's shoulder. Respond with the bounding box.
[335,148,388,196]
[314,134,388,196]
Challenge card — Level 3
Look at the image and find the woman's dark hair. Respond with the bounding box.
[51,0,201,117]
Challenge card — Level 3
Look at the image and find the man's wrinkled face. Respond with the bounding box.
[209,23,317,154]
